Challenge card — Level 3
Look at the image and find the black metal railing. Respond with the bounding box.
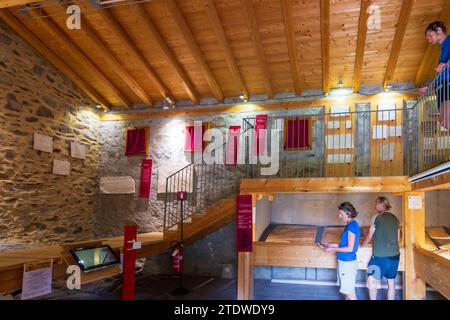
[412,62,450,173]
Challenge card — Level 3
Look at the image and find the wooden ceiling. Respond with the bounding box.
[0,0,448,110]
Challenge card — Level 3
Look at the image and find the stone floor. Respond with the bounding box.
[31,272,446,300]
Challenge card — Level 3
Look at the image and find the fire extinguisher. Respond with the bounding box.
[171,241,183,273]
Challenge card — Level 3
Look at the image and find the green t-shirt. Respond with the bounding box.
[373,212,400,257]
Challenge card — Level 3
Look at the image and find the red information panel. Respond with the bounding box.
[139,159,152,198]
[236,195,253,252]
[255,114,268,156]
[122,225,137,300]
[225,125,241,166]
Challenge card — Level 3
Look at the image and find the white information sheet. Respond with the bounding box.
[408,196,423,210]
[70,142,87,160]
[33,133,53,153]
[52,159,71,176]
[21,260,53,300]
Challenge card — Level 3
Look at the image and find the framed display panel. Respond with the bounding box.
[324,105,356,177]
[283,117,313,151]
[370,100,403,176]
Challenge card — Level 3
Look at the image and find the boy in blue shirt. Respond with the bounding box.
[321,202,360,300]
[419,21,450,130]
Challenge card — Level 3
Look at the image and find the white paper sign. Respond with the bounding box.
[373,125,388,139]
[330,105,350,117]
[52,159,70,176]
[437,136,450,150]
[325,134,354,149]
[378,103,397,121]
[21,260,53,300]
[380,143,395,161]
[408,196,423,209]
[345,120,352,129]
[423,138,434,150]
[327,121,340,129]
[388,126,402,137]
[327,154,353,164]
[33,133,53,153]
[71,142,87,160]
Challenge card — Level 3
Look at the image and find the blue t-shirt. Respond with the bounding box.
[436,36,450,82]
[337,220,360,262]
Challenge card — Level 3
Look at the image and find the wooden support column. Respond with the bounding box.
[237,252,253,300]
[403,191,426,300]
[237,193,255,300]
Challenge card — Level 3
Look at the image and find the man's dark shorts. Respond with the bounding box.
[367,254,400,280]
[435,79,450,110]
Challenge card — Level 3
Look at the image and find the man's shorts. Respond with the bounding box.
[367,254,400,280]
[337,260,358,295]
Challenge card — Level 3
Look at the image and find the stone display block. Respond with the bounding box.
[70,142,87,160]
[100,176,136,194]
[52,159,70,176]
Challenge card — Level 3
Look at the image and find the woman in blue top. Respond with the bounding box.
[321,202,361,300]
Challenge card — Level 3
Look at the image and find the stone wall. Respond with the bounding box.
[0,19,100,244]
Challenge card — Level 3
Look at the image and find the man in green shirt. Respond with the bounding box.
[362,197,401,300]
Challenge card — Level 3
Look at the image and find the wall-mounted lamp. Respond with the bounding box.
[338,80,344,88]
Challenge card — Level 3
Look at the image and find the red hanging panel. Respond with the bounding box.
[226,125,241,166]
[125,127,149,156]
[284,118,312,150]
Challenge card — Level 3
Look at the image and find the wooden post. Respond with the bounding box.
[237,252,253,300]
[237,193,255,300]
[403,192,426,300]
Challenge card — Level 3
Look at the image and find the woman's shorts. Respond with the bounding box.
[337,260,358,295]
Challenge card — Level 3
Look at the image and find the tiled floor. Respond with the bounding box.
[40,273,446,300]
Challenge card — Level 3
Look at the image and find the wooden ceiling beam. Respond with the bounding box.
[204,0,249,100]
[240,0,274,99]
[383,0,414,90]
[23,8,130,108]
[320,0,330,94]
[0,8,110,110]
[166,0,224,103]
[415,1,450,87]
[280,0,302,96]
[132,4,199,104]
[80,2,178,105]
[0,0,43,8]
[353,0,371,93]
[46,4,152,106]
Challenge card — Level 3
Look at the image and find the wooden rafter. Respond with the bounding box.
[166,0,224,102]
[22,9,130,108]
[240,0,274,99]
[353,0,371,93]
[383,0,414,89]
[0,8,110,110]
[280,0,302,96]
[415,1,450,87]
[80,2,179,105]
[44,4,152,106]
[204,0,249,100]
[0,0,43,8]
[132,4,199,104]
[320,0,330,94]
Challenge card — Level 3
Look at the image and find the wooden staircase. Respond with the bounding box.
[137,198,236,258]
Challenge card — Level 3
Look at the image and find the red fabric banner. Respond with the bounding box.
[255,115,268,156]
[184,124,207,152]
[236,195,253,252]
[122,225,137,300]
[139,159,152,198]
[125,127,148,156]
[225,125,241,166]
[284,118,311,150]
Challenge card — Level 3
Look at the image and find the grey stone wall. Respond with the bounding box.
[0,19,100,244]
[96,108,327,237]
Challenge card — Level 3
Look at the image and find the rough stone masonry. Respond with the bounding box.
[0,19,100,244]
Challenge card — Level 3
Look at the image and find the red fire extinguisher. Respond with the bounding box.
[171,241,183,273]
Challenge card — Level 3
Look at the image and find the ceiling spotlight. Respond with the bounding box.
[103,109,108,113]
[385,83,393,92]
[338,80,344,88]
[95,104,102,109]
[162,105,170,110]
